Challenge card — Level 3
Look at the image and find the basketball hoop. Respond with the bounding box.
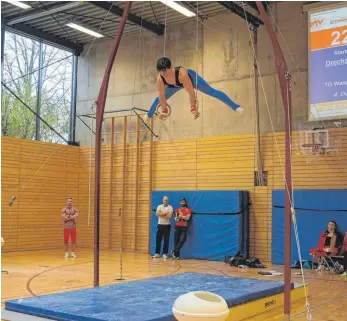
[300,129,331,156]
[301,143,323,156]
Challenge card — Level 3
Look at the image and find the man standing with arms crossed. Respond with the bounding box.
[153,196,173,259]
[61,197,79,258]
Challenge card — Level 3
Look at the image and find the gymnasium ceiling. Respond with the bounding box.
[1,1,274,55]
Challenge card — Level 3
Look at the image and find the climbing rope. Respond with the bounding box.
[87,103,95,227]
[195,1,199,115]
[241,2,312,319]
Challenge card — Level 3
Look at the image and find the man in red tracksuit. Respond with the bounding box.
[172,198,192,259]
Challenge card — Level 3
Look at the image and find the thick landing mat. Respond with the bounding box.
[5,273,294,321]
[1,309,55,321]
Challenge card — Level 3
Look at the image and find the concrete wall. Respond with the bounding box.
[75,2,344,146]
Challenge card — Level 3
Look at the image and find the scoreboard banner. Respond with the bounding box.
[309,5,347,120]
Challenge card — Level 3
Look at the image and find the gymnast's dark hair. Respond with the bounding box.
[156,57,171,71]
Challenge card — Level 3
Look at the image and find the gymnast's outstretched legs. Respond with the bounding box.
[187,69,241,112]
[147,86,183,118]
[145,70,242,120]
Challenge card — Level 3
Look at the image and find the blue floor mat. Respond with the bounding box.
[5,273,291,321]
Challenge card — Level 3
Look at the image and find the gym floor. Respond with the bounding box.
[1,249,346,321]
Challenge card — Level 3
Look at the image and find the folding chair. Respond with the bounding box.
[324,256,345,274]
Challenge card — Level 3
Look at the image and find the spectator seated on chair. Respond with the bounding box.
[309,221,344,270]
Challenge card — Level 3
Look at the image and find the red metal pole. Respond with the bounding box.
[255,3,293,320]
[94,1,132,287]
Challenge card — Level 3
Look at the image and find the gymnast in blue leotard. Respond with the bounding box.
[144,57,244,120]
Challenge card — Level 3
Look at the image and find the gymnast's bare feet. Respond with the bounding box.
[236,107,245,117]
[143,114,149,123]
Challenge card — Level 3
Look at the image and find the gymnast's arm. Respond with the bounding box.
[180,68,196,107]
[157,76,168,109]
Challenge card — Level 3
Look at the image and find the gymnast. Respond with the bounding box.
[143,57,244,120]
[61,197,79,258]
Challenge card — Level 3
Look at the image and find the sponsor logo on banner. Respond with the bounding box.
[311,17,327,30]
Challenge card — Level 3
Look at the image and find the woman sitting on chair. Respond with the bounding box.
[310,221,343,269]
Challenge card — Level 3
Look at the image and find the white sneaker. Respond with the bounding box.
[316,264,325,271]
[163,254,168,259]
[64,252,69,258]
[71,252,76,258]
[152,253,160,258]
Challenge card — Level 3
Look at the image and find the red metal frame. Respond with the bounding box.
[94,1,132,287]
[255,2,293,319]
[92,6,294,317]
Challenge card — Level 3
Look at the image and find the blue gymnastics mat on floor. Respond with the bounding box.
[5,273,291,321]
[272,189,347,265]
[150,190,249,260]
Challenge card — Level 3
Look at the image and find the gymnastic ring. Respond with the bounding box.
[156,104,172,120]
[192,99,200,119]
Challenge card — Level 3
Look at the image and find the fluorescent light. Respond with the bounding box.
[8,2,81,26]
[159,0,196,18]
[5,1,31,9]
[66,23,104,38]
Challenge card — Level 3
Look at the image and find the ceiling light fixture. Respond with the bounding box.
[5,1,31,10]
[66,23,104,38]
[159,0,196,18]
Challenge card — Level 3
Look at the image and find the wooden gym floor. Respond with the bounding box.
[1,249,347,321]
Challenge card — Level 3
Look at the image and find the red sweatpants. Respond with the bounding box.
[64,228,77,245]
